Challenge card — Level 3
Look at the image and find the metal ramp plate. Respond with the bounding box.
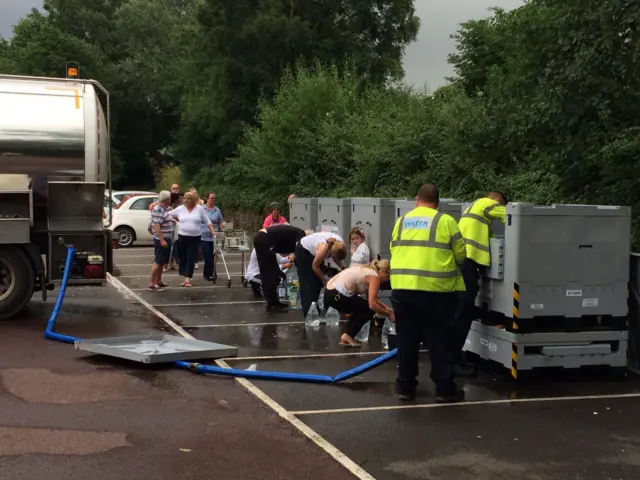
[74,334,238,364]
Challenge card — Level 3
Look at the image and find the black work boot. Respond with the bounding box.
[435,388,465,404]
[266,302,289,313]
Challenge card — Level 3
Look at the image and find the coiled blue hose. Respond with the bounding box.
[46,245,398,383]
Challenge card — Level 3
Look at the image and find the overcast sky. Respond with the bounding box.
[0,0,524,89]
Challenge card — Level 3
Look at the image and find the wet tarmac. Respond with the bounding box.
[3,245,640,479]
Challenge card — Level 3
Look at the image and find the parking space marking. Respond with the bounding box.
[106,273,375,480]
[290,392,640,416]
[153,300,264,307]
[189,321,306,328]
[117,273,245,278]
[118,262,244,267]
[130,286,234,291]
[226,350,417,361]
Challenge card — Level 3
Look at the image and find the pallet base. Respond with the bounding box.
[464,321,628,378]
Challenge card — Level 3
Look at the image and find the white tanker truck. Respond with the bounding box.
[0,68,114,320]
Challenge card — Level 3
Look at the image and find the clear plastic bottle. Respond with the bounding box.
[289,282,298,308]
[317,288,325,311]
[278,276,288,301]
[325,307,341,327]
[355,320,370,342]
[381,318,396,350]
[305,302,321,327]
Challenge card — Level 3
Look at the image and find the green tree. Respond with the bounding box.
[175,0,420,177]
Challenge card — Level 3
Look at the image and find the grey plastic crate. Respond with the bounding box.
[317,197,351,239]
[289,197,318,232]
[479,203,632,320]
[395,198,463,222]
[351,197,396,261]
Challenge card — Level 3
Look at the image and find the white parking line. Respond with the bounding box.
[114,253,245,258]
[225,351,408,361]
[130,285,232,291]
[187,321,307,328]
[289,392,640,416]
[117,273,245,278]
[118,262,245,267]
[106,273,374,480]
[153,300,263,307]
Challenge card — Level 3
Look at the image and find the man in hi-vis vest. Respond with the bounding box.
[454,192,507,375]
[390,184,467,403]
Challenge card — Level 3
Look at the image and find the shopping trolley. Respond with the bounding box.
[212,228,251,288]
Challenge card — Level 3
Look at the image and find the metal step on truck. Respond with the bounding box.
[0,65,114,320]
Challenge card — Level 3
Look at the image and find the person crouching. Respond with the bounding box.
[324,260,394,347]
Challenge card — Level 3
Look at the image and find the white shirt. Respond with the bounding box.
[245,249,289,282]
[170,205,211,236]
[349,242,371,267]
[300,232,344,256]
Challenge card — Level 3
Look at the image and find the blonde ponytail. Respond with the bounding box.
[362,258,390,272]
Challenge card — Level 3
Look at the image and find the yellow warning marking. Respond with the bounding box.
[512,306,519,317]
[44,86,80,109]
[513,290,520,302]
[511,350,518,362]
[512,321,519,330]
[510,368,518,379]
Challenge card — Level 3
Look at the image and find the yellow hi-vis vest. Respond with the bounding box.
[390,206,467,292]
[458,197,506,267]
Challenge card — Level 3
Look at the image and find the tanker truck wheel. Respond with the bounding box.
[0,246,35,320]
[115,226,135,248]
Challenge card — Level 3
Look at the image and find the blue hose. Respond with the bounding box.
[46,245,398,383]
[44,245,80,344]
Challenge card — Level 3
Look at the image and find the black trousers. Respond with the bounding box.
[453,259,482,360]
[391,289,457,396]
[178,234,201,278]
[253,232,281,306]
[295,243,323,317]
[324,289,374,337]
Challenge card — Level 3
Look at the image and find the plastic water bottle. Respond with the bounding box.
[278,277,287,301]
[325,307,341,327]
[305,302,321,327]
[354,320,370,342]
[381,318,396,350]
[317,288,325,311]
[289,282,298,308]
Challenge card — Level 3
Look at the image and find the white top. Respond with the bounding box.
[328,267,378,297]
[349,242,371,267]
[170,205,211,237]
[300,232,344,256]
[245,249,289,282]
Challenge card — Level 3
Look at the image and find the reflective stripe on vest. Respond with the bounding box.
[459,199,496,265]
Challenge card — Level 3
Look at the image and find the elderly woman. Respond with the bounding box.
[170,191,216,287]
[262,202,287,228]
[295,231,347,317]
[201,192,225,281]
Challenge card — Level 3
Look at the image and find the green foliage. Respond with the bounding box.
[174,0,420,177]
[155,165,185,192]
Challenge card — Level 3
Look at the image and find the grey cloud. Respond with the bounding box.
[0,0,523,88]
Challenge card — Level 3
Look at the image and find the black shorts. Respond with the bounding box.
[153,237,172,265]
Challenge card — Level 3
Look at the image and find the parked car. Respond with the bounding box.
[108,194,159,247]
[103,190,156,224]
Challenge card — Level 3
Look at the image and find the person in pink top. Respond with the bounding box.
[262,202,287,228]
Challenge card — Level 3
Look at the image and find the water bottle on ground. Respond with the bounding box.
[355,320,371,342]
[325,307,341,327]
[289,281,298,308]
[381,318,396,350]
[317,288,325,312]
[305,302,321,328]
[278,277,288,301]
